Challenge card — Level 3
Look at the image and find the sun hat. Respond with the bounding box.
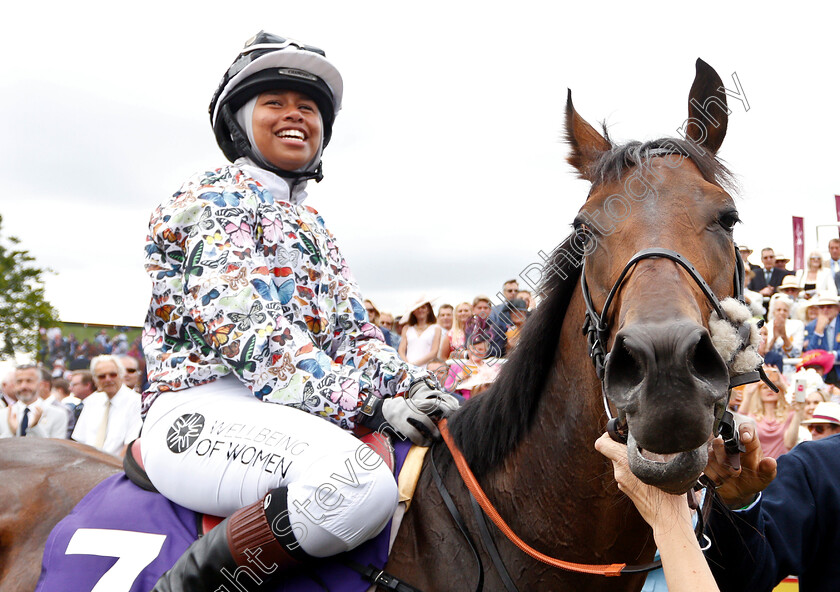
[779,275,800,291]
[775,252,790,262]
[797,349,835,375]
[738,244,753,254]
[399,295,437,324]
[801,401,840,426]
[805,293,840,308]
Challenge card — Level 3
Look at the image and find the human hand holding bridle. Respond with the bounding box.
[704,421,777,510]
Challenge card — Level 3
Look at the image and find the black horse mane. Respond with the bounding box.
[448,234,583,476]
[447,135,734,477]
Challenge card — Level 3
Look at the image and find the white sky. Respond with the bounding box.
[2,1,839,328]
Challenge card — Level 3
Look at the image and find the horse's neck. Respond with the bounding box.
[484,293,650,563]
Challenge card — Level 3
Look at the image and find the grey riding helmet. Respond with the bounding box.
[209,31,343,180]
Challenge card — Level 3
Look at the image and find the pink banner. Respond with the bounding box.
[836,195,840,238]
[793,216,804,271]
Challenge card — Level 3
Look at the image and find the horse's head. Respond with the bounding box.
[567,59,740,494]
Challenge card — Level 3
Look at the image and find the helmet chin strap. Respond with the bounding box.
[221,103,325,183]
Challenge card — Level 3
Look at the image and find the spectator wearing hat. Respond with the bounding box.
[398,296,442,367]
[794,251,837,300]
[801,401,840,440]
[773,253,794,276]
[778,274,808,322]
[739,244,762,274]
[803,293,840,386]
[797,349,836,377]
[800,388,829,443]
[504,298,529,354]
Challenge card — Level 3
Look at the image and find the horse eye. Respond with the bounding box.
[718,212,740,231]
[572,219,594,244]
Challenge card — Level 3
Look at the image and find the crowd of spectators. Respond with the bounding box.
[366,279,534,399]
[0,353,145,458]
[12,243,840,453]
[39,326,144,373]
[728,241,840,460]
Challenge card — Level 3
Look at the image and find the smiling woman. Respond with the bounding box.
[138,31,459,592]
[250,90,323,171]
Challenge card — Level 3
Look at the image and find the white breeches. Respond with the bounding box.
[141,376,398,557]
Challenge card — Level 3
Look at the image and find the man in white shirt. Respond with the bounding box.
[72,355,142,458]
[0,365,68,438]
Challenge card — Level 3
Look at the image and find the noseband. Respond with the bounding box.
[580,242,775,443]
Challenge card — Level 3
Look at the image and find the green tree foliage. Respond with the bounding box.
[0,214,59,357]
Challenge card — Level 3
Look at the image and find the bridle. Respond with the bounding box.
[431,238,779,589]
[579,242,774,444]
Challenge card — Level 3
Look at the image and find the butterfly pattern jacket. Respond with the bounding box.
[142,165,423,431]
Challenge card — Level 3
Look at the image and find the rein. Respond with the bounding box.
[432,240,765,585]
[437,420,683,579]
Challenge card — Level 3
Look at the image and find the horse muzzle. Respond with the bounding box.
[603,320,730,492]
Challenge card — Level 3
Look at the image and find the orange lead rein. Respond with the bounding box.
[438,419,625,577]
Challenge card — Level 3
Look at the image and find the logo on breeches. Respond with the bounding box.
[166,413,206,453]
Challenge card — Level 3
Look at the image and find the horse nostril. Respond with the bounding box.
[690,331,728,388]
[604,336,645,399]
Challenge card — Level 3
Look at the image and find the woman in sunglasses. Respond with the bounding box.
[140,32,459,591]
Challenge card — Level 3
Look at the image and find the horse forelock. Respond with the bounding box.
[448,235,582,477]
[592,135,737,194]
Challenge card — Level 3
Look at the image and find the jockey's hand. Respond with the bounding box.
[360,380,460,446]
[704,421,777,509]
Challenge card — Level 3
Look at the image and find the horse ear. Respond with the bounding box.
[686,58,729,153]
[565,89,610,182]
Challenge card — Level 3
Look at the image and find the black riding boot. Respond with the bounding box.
[152,487,305,592]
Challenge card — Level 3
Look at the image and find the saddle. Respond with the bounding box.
[36,434,420,592]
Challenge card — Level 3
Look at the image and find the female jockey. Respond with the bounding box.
[141,31,459,591]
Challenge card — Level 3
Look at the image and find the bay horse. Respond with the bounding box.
[1,58,746,592]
